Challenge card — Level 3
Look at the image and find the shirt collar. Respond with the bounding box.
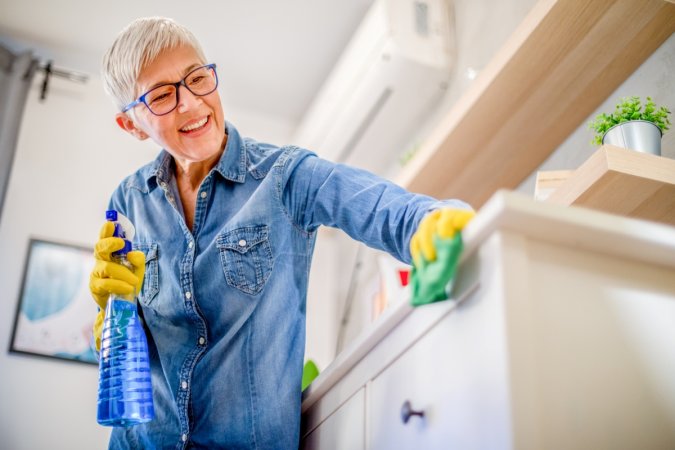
[213,121,246,183]
[145,121,246,189]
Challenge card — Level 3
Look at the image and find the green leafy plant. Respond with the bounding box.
[587,96,671,145]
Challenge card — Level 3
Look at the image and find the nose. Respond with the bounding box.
[176,84,202,113]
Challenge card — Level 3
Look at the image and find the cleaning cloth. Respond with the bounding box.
[410,232,464,306]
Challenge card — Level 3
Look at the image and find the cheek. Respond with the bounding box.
[208,95,224,121]
[151,118,178,141]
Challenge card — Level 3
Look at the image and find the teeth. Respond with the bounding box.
[181,117,208,132]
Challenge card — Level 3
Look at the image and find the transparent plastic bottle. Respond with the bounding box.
[97,210,154,426]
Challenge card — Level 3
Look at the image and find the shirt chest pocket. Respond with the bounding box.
[134,242,159,307]
[216,225,273,295]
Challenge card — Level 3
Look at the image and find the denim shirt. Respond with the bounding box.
[106,122,468,449]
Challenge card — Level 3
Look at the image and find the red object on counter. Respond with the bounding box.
[398,269,410,287]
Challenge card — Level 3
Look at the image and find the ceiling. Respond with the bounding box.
[0,0,374,129]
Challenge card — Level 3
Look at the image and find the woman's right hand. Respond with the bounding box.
[89,221,145,351]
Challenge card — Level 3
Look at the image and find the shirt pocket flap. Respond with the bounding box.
[217,225,269,254]
[136,242,158,262]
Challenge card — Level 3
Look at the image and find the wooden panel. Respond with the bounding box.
[534,169,573,201]
[545,145,675,226]
[397,0,675,208]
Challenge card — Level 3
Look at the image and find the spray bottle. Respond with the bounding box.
[97,210,154,426]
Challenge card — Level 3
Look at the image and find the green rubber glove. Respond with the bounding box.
[89,221,145,351]
[410,209,474,306]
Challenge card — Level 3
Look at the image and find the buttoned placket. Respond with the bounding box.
[157,170,180,216]
[155,168,191,447]
[174,176,213,449]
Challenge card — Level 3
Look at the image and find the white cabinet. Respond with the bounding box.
[301,388,365,450]
[367,275,509,450]
[301,191,675,450]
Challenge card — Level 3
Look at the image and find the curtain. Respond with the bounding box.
[0,44,38,224]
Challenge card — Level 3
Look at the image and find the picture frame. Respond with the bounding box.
[9,238,99,365]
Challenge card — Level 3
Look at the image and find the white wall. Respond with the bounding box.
[0,74,292,449]
[0,76,148,450]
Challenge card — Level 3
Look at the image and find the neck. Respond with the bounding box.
[174,154,220,190]
[173,151,222,232]
[173,131,228,189]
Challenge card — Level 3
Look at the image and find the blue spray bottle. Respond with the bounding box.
[97,210,154,426]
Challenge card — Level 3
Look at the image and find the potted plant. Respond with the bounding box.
[588,96,671,156]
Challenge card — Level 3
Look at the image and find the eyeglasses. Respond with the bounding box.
[122,63,218,116]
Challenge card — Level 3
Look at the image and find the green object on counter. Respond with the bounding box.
[302,359,320,391]
[410,232,464,307]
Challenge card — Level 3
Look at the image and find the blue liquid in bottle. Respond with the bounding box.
[97,211,154,426]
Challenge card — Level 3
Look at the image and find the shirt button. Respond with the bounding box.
[160,182,167,189]
[238,239,247,247]
[181,434,187,442]
[188,241,194,249]
[181,380,188,390]
[185,292,192,300]
[198,337,206,345]
[200,191,207,199]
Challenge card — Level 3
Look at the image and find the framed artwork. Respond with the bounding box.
[9,238,98,365]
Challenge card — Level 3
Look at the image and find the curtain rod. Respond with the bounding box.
[38,60,89,101]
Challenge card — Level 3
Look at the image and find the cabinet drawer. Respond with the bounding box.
[368,286,510,449]
[301,388,365,450]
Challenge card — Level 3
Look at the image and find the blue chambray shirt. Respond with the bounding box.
[106,122,469,449]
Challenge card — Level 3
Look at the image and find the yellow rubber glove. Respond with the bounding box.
[89,221,145,351]
[410,208,475,306]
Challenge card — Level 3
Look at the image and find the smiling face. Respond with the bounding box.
[116,45,227,166]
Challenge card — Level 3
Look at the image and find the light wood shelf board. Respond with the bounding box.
[534,170,574,201]
[545,145,675,226]
[397,0,675,208]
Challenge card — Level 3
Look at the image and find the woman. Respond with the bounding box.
[90,16,472,449]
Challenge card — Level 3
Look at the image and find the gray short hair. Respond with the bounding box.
[102,17,207,111]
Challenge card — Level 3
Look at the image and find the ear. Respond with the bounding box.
[115,113,149,140]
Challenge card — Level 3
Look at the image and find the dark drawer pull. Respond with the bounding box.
[401,400,425,424]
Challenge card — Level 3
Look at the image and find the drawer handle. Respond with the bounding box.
[400,400,425,424]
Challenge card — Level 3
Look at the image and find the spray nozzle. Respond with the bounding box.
[106,209,135,256]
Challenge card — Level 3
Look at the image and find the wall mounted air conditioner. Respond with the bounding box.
[292,0,454,176]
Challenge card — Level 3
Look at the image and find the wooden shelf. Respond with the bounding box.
[396,0,675,208]
[543,145,675,227]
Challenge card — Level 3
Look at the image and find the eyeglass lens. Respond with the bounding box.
[145,66,217,115]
